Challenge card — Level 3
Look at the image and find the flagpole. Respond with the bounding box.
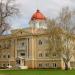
[36,0,39,10]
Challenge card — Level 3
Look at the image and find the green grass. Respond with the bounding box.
[0,69,75,75]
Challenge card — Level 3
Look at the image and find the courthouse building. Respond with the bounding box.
[0,10,75,69]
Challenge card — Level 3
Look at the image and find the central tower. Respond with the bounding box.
[29,10,47,29]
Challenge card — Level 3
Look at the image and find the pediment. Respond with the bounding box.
[11,29,32,36]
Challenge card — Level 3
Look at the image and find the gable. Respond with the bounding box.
[11,29,32,36]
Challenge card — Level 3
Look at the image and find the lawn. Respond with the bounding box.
[0,69,75,75]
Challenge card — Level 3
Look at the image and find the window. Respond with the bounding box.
[3,64,6,67]
[39,53,43,57]
[39,40,42,45]
[3,55,6,58]
[22,42,24,46]
[0,45,1,48]
[53,63,57,68]
[3,40,10,49]
[8,55,10,58]
[45,53,49,57]
[21,32,22,34]
[8,64,9,66]
[20,53,25,56]
[45,63,49,67]
[39,63,42,67]
[0,55,1,58]
[16,60,20,64]
[53,53,56,57]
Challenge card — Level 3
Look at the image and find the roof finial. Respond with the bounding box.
[37,9,39,12]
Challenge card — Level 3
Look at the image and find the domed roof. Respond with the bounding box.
[31,10,46,20]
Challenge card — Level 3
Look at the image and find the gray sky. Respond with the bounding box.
[9,0,75,29]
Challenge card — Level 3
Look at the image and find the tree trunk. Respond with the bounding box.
[65,62,69,70]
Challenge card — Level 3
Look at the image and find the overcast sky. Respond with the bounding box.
[8,0,75,29]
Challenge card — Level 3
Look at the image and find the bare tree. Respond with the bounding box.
[58,7,73,70]
[47,7,74,70]
[47,19,57,53]
[0,0,19,35]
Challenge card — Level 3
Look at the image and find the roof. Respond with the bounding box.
[31,10,46,20]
